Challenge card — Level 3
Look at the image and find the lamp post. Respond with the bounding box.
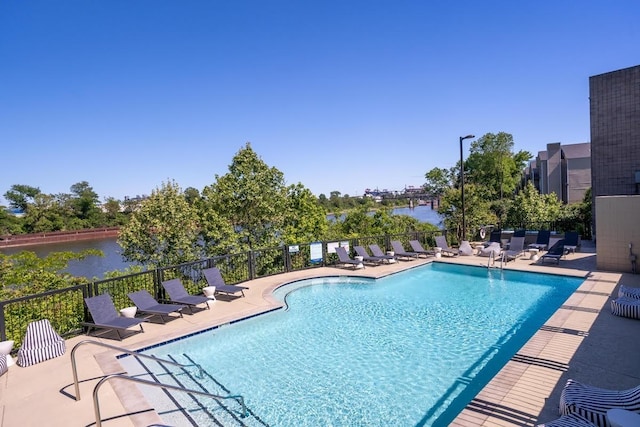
[459,134,475,241]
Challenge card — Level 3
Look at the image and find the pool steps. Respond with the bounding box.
[121,352,268,426]
[71,340,262,426]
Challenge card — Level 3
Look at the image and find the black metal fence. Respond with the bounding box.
[1,225,582,350]
[0,230,444,349]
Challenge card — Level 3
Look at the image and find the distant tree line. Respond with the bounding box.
[424,131,592,241]
[0,182,134,235]
[0,143,440,293]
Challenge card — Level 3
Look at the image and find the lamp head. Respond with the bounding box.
[460,134,475,141]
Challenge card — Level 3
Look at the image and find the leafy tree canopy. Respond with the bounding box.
[465,132,531,200]
[4,184,41,211]
[118,180,200,267]
[201,142,288,250]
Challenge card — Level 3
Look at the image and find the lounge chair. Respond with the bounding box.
[610,297,640,319]
[161,278,211,313]
[409,240,435,257]
[536,412,597,427]
[529,230,551,251]
[368,244,397,262]
[390,240,420,260]
[335,246,364,269]
[83,294,146,340]
[354,245,384,264]
[502,236,526,262]
[127,290,185,323]
[547,236,563,251]
[563,231,580,255]
[559,378,640,426]
[540,240,565,264]
[16,319,66,367]
[434,235,459,257]
[202,267,248,298]
[513,229,526,238]
[483,229,502,247]
[619,285,640,299]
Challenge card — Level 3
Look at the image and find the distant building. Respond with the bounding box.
[589,65,640,198]
[523,142,591,204]
[588,64,640,272]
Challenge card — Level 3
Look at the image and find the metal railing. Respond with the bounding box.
[70,340,247,426]
[92,374,247,426]
[6,227,563,345]
[70,339,205,401]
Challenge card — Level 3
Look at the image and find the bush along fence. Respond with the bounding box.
[0,230,445,349]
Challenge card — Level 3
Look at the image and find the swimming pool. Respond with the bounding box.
[125,263,583,426]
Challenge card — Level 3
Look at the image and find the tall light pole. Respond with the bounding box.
[459,134,475,241]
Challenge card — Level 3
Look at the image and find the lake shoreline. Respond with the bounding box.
[0,227,120,249]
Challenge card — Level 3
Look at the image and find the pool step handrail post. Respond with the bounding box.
[71,339,205,401]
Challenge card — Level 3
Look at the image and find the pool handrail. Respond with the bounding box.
[71,339,205,401]
[92,373,247,426]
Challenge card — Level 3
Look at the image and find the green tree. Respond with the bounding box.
[70,181,102,226]
[184,187,201,206]
[201,143,288,251]
[438,184,496,241]
[423,167,455,200]
[0,249,100,299]
[282,183,329,243]
[506,182,563,228]
[118,180,200,267]
[103,197,126,225]
[22,193,67,232]
[4,184,41,211]
[465,132,531,200]
[0,207,23,235]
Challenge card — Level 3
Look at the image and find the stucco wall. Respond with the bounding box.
[596,195,640,272]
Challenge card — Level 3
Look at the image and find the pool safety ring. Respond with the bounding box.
[479,227,486,240]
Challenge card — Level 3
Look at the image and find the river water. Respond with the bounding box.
[1,206,442,279]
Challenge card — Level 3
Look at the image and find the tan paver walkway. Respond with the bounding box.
[1,243,639,426]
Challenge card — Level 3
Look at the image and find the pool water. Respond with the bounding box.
[139,263,583,426]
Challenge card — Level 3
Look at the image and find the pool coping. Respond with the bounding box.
[1,244,639,426]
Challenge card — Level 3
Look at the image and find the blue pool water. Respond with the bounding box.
[138,263,583,426]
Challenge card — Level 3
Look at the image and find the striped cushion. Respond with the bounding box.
[560,379,640,427]
[610,297,640,320]
[537,412,597,426]
[0,354,7,376]
[16,319,66,367]
[618,285,640,300]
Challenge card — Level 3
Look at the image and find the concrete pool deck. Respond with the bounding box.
[1,241,639,426]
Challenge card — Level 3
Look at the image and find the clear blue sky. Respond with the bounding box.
[1,1,638,205]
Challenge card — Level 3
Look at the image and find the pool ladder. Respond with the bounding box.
[70,340,248,427]
[487,250,505,269]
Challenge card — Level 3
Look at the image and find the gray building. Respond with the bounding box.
[589,65,640,198]
[524,142,591,204]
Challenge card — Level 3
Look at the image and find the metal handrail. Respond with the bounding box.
[93,373,247,427]
[71,339,204,401]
